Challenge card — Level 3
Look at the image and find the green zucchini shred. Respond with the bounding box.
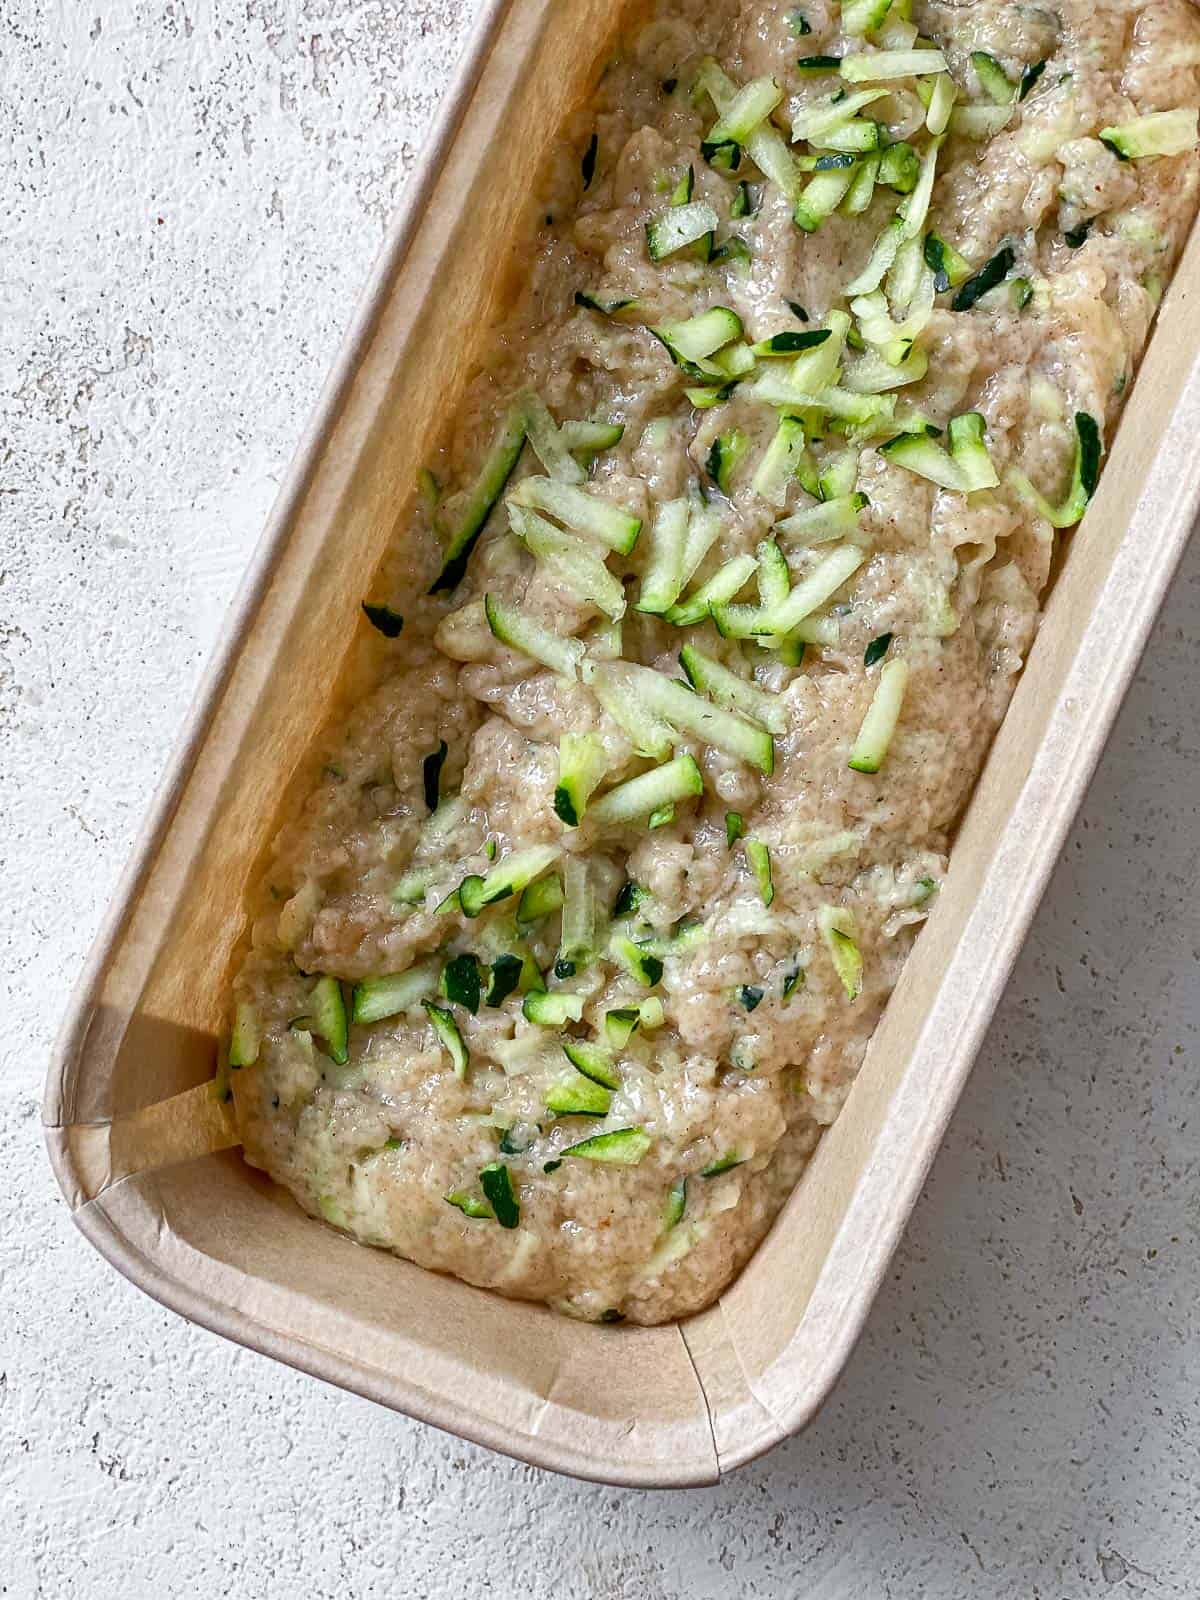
[484,593,586,680]
[422,740,448,813]
[794,164,858,232]
[561,1127,653,1165]
[352,964,437,1025]
[574,290,638,317]
[459,843,562,918]
[424,1001,470,1077]
[588,753,705,827]
[679,643,787,734]
[864,631,893,666]
[818,905,863,1000]
[610,936,665,988]
[582,131,598,189]
[310,976,349,1065]
[745,838,774,905]
[605,1008,641,1048]
[545,1071,612,1118]
[971,51,1016,105]
[750,329,830,356]
[486,953,525,1008]
[554,731,609,826]
[558,854,598,970]
[362,602,404,638]
[705,427,751,492]
[663,1178,688,1229]
[636,496,691,616]
[479,1162,520,1227]
[228,1001,260,1069]
[613,879,649,918]
[877,141,920,194]
[440,952,482,1014]
[1018,60,1046,101]
[430,407,527,593]
[518,872,564,925]
[563,1038,622,1090]
[664,551,759,627]
[1099,109,1199,161]
[700,1151,745,1177]
[670,164,695,203]
[847,658,910,773]
[508,475,642,554]
[650,306,744,373]
[603,997,664,1048]
[647,198,720,259]
[523,990,585,1026]
[701,75,783,165]
[952,245,1015,311]
[1007,412,1102,528]
[923,231,972,293]
[730,180,757,218]
[507,504,626,620]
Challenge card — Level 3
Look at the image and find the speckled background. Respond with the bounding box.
[4,2,1198,1594]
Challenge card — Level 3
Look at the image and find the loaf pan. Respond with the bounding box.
[44,0,1200,1485]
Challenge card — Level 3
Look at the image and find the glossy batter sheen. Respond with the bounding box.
[227,0,1200,1323]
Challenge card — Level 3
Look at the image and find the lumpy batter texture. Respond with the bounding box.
[228,0,1200,1323]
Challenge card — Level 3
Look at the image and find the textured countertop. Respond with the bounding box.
[3,3,1198,1595]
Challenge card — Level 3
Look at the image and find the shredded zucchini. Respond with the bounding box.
[352,963,439,1025]
[228,1001,260,1069]
[840,48,946,82]
[647,199,720,259]
[636,497,691,615]
[588,754,705,826]
[554,733,610,827]
[847,658,909,773]
[1007,412,1102,528]
[817,905,863,1000]
[1100,109,1198,161]
[431,407,526,593]
[745,838,774,905]
[508,476,642,554]
[484,593,586,679]
[508,505,626,621]
[560,1127,653,1164]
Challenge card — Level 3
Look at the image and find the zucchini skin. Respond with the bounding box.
[560,1127,653,1164]
[362,602,404,637]
[485,954,524,1008]
[951,245,1015,312]
[423,1001,470,1078]
[479,1163,520,1228]
[1018,60,1046,100]
[581,131,598,189]
[422,740,448,812]
[430,410,527,593]
[310,976,349,1065]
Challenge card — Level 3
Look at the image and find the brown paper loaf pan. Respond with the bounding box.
[43,0,1200,1486]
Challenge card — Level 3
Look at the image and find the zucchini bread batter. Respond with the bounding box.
[225,0,1200,1323]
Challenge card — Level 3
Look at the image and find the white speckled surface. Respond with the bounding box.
[5,2,1199,1593]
